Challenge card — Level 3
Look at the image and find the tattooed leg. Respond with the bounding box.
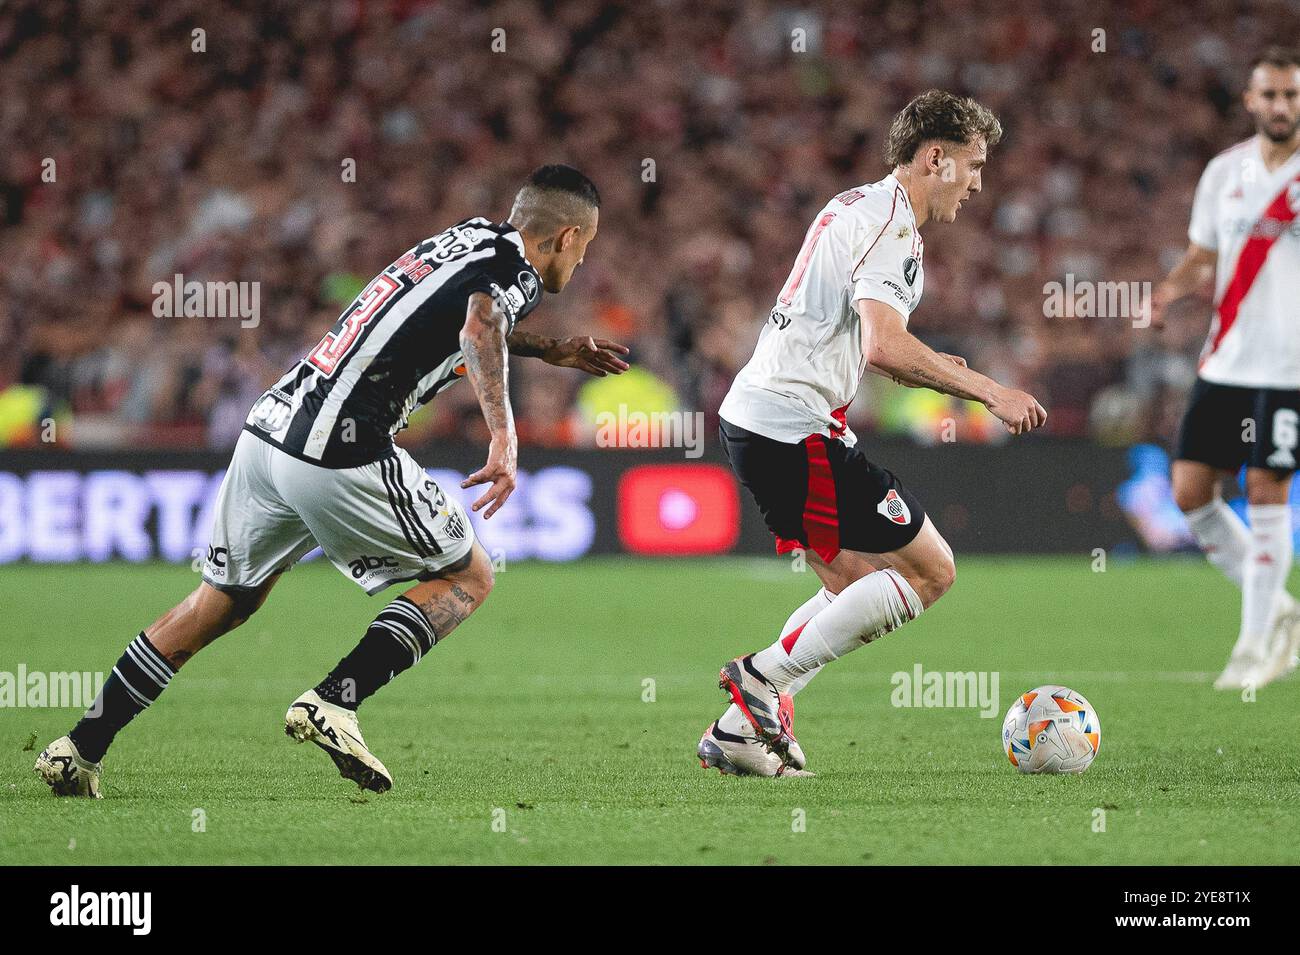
[411,581,480,641]
[311,543,497,711]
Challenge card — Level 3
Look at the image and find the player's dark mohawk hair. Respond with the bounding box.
[525,164,601,208]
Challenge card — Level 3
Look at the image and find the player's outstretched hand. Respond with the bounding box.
[546,336,631,377]
[461,433,518,519]
[986,387,1047,435]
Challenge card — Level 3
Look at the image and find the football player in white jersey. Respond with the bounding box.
[698,91,1047,777]
[1153,47,1300,690]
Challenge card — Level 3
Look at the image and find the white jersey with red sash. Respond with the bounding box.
[1189,138,1300,389]
[720,174,926,446]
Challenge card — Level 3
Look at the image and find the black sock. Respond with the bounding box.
[315,596,436,710]
[68,632,175,763]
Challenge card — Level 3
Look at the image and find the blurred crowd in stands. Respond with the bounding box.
[0,0,1288,452]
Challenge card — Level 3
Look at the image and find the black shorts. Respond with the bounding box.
[1175,378,1300,473]
[719,419,926,562]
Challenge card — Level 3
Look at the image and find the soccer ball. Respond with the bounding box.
[1002,685,1100,774]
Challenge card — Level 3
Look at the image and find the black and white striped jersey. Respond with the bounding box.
[244,218,543,468]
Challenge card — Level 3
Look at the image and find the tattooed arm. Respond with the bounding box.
[855,298,1047,436]
[508,328,631,377]
[505,328,554,358]
[459,291,517,518]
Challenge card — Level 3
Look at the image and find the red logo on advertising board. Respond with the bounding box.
[617,465,739,555]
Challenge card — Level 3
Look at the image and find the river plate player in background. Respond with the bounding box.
[698,91,1047,778]
[1153,47,1300,690]
[36,165,630,797]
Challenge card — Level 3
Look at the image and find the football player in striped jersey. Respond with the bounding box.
[36,165,629,797]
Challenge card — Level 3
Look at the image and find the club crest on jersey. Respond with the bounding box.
[1288,182,1300,215]
[443,507,467,541]
[902,256,919,287]
[877,488,911,525]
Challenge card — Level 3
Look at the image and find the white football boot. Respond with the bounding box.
[1214,643,1268,690]
[1283,594,1300,676]
[1254,599,1300,687]
[716,656,809,772]
[34,736,103,798]
[719,655,787,750]
[698,713,812,777]
[285,690,392,793]
[776,693,809,772]
[698,720,786,776]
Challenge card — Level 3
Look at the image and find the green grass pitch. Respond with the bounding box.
[2,556,1298,865]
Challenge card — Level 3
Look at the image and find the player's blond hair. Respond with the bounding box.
[885,90,1002,168]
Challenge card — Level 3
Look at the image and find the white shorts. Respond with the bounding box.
[203,431,475,596]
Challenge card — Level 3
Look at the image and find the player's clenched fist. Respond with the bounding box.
[462,433,518,519]
[986,386,1047,435]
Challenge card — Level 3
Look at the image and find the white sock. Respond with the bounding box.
[1240,504,1294,652]
[1185,498,1250,587]
[781,589,835,696]
[787,667,822,697]
[718,588,832,736]
[751,568,923,693]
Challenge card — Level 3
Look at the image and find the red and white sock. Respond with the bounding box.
[780,588,834,696]
[1240,504,1294,653]
[751,568,923,693]
[1185,498,1249,587]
